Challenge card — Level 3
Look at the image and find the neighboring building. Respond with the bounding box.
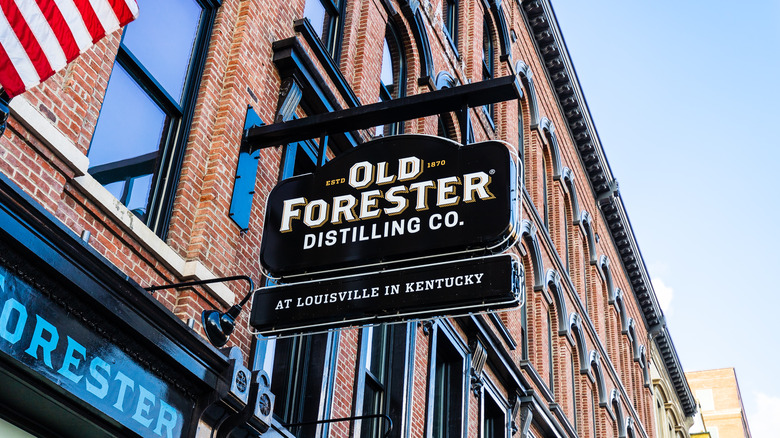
[0,0,696,437]
[650,332,695,438]
[687,369,752,438]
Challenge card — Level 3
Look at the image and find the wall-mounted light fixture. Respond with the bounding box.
[145,275,255,347]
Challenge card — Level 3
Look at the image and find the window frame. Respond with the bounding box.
[427,321,468,438]
[443,0,459,52]
[302,0,345,61]
[480,379,509,438]
[376,23,406,137]
[354,323,410,438]
[88,0,220,237]
[481,17,495,126]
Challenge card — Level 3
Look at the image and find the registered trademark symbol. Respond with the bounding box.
[489,169,495,175]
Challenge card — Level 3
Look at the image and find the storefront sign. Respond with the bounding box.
[0,265,191,438]
[260,135,519,277]
[250,254,521,335]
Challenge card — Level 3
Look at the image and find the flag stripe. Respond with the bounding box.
[72,0,106,43]
[0,0,53,82]
[0,28,29,96]
[107,0,137,27]
[52,0,94,53]
[88,0,120,36]
[15,0,69,72]
[0,0,137,97]
[38,0,81,61]
[0,7,39,96]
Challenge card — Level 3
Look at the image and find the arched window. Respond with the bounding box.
[564,204,571,272]
[583,244,590,314]
[376,25,406,136]
[592,386,599,438]
[482,17,495,124]
[303,0,344,59]
[443,0,458,48]
[542,154,550,229]
[571,354,578,431]
[518,101,525,187]
[434,72,465,142]
[547,308,555,392]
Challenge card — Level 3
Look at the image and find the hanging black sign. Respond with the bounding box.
[250,254,521,335]
[259,135,519,277]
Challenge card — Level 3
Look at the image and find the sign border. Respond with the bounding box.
[251,253,523,336]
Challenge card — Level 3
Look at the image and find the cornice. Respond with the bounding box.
[521,0,696,418]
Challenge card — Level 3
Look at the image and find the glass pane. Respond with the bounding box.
[127,174,153,216]
[369,326,388,379]
[122,0,202,101]
[103,180,126,200]
[381,39,393,87]
[88,64,166,168]
[304,0,327,41]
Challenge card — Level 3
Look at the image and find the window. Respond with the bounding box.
[592,390,599,438]
[518,103,525,187]
[357,324,407,438]
[88,0,217,234]
[571,356,578,431]
[583,253,589,314]
[303,0,343,59]
[520,286,528,360]
[430,327,465,438]
[443,0,458,48]
[269,333,333,436]
[282,139,321,178]
[542,154,549,229]
[376,26,406,137]
[482,18,494,123]
[482,391,507,438]
[547,309,554,392]
[696,389,715,411]
[262,137,337,437]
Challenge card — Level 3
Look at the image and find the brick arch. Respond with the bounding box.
[434,71,463,140]
[615,290,629,334]
[543,269,568,336]
[626,417,637,438]
[627,319,642,361]
[396,1,434,80]
[598,255,616,302]
[520,220,544,288]
[559,167,579,218]
[590,351,608,406]
[485,0,511,59]
[611,389,626,438]
[579,211,597,263]
[515,60,540,127]
[569,313,590,374]
[538,117,562,178]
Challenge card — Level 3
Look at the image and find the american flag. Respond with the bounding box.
[0,0,139,99]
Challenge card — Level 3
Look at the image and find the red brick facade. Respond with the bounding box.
[0,0,695,436]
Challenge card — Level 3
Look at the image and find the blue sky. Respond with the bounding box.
[550,0,780,435]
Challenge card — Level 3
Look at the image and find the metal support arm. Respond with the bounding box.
[242,75,522,151]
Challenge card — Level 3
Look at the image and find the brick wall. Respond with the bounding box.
[0,0,667,436]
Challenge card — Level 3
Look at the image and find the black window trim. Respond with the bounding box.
[90,0,222,238]
[427,319,469,438]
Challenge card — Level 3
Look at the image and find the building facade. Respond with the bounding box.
[650,340,695,438]
[0,0,696,437]
[686,369,752,438]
